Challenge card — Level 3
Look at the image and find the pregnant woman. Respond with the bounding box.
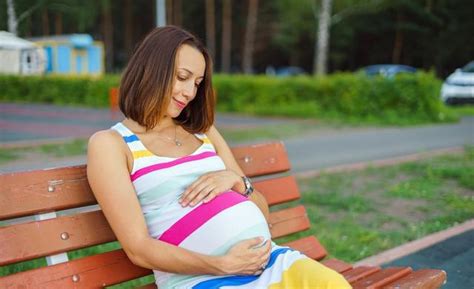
[87,26,351,289]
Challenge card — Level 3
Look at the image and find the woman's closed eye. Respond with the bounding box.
[177,75,187,81]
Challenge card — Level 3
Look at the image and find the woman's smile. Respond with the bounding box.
[173,97,187,109]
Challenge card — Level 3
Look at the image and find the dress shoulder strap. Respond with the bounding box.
[110,122,147,152]
[194,132,213,146]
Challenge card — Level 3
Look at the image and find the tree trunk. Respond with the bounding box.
[7,0,18,35]
[156,0,166,27]
[221,0,232,73]
[54,12,62,35]
[166,0,172,25]
[242,0,258,74]
[124,0,133,54]
[392,11,404,64]
[314,0,332,75]
[425,0,433,12]
[205,0,216,61]
[101,0,114,72]
[173,0,182,26]
[42,8,49,35]
[25,15,32,37]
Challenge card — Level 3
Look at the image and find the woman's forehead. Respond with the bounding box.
[176,44,206,77]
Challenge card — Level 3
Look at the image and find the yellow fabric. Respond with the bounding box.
[202,137,212,144]
[132,150,154,159]
[268,258,352,289]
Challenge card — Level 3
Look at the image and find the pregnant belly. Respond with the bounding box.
[158,191,271,255]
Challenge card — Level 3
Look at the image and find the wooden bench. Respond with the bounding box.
[0,142,447,288]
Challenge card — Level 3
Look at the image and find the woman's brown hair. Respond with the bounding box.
[119,26,215,133]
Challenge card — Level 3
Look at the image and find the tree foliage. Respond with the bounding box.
[0,0,472,76]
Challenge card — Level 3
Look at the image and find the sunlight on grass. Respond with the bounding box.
[295,147,474,262]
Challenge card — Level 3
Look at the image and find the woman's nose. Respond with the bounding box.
[183,82,196,98]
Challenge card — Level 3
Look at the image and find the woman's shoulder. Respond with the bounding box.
[88,129,128,157]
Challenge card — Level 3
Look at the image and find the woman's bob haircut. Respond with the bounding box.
[119,25,215,133]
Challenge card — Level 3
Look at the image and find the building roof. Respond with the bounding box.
[28,34,94,48]
[0,31,37,49]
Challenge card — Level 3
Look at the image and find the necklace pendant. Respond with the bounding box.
[175,140,182,147]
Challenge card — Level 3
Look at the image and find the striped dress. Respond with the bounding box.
[112,122,351,289]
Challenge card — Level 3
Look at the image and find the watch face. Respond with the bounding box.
[243,177,253,196]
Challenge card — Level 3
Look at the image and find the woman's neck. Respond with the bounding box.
[123,116,176,134]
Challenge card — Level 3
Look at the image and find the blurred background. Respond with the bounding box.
[1,0,473,77]
[1,2,473,288]
[2,0,474,124]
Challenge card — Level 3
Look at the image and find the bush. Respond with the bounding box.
[213,72,448,124]
[0,72,449,124]
[0,74,120,107]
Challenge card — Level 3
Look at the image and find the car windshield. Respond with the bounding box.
[461,61,474,72]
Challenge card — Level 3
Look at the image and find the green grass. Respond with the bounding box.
[277,146,474,262]
[444,104,474,117]
[0,149,20,163]
[1,148,473,287]
[0,139,88,164]
[37,139,88,157]
[0,122,327,163]
[220,122,322,143]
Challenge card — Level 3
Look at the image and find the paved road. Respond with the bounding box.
[0,103,294,145]
[0,103,473,173]
[384,229,474,289]
[286,116,473,173]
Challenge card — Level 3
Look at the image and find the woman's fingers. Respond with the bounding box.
[181,184,214,207]
[180,177,211,205]
[180,170,236,206]
[223,237,273,275]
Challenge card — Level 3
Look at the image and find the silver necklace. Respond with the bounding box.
[174,125,183,147]
[157,125,183,147]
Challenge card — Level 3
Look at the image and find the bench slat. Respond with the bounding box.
[232,142,291,177]
[0,250,151,289]
[1,204,309,266]
[343,266,382,284]
[0,210,114,266]
[0,142,290,221]
[0,166,95,221]
[383,269,447,289]
[254,176,300,205]
[269,205,310,239]
[351,267,412,288]
[281,236,327,261]
[321,259,353,273]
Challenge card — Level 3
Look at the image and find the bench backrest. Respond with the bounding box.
[0,142,327,288]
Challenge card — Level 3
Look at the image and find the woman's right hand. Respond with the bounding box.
[218,237,271,276]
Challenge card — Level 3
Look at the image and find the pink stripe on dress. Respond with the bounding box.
[158,191,247,245]
[131,151,217,181]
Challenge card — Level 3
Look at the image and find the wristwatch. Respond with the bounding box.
[242,176,254,197]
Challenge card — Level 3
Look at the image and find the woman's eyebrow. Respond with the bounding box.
[179,68,204,79]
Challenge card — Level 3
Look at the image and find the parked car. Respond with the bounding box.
[360,64,417,78]
[441,61,474,104]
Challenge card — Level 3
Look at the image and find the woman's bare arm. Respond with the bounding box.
[87,130,269,275]
[206,126,270,220]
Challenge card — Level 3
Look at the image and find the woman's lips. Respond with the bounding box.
[173,98,186,109]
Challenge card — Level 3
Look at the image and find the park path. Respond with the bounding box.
[0,102,473,173]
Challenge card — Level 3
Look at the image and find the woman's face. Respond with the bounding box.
[167,44,206,118]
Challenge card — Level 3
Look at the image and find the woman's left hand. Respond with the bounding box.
[180,170,241,207]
